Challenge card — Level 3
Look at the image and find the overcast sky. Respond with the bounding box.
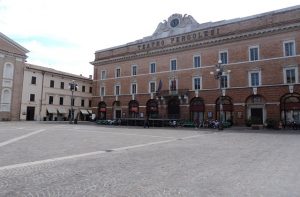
[0,0,299,78]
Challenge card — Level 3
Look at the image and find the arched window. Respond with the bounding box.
[3,62,14,79]
[1,88,12,104]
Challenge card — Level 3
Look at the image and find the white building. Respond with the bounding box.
[20,64,93,121]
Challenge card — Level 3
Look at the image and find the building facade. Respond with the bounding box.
[0,32,29,121]
[91,6,300,126]
[20,64,93,121]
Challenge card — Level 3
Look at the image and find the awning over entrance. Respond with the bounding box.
[58,108,67,114]
[47,108,57,114]
[88,110,92,114]
[80,109,89,115]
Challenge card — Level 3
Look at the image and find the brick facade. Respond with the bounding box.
[91,6,300,126]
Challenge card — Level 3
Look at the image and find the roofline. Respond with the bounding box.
[0,32,30,53]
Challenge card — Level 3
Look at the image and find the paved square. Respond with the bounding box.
[0,122,300,196]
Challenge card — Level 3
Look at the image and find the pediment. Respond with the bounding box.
[0,32,29,56]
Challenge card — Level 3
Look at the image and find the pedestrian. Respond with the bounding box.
[144,117,149,128]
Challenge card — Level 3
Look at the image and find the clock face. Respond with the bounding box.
[170,18,179,27]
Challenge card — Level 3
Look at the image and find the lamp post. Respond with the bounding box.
[69,80,78,124]
[210,60,230,130]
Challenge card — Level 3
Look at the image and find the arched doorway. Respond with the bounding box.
[190,97,205,125]
[98,102,107,120]
[128,100,139,118]
[245,95,266,124]
[280,93,300,125]
[168,97,180,119]
[216,96,233,124]
[146,99,159,118]
[112,101,122,119]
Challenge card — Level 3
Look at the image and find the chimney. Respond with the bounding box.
[89,75,93,79]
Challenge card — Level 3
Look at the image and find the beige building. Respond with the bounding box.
[20,64,93,121]
[0,32,29,121]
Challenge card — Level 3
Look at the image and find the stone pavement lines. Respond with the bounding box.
[0,133,206,172]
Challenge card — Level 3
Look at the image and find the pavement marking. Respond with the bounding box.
[84,130,176,139]
[0,134,204,172]
[0,129,46,148]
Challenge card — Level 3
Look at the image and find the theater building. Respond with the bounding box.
[0,32,29,121]
[91,6,300,126]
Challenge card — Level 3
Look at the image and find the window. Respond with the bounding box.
[60,82,64,89]
[219,51,228,64]
[193,55,201,68]
[89,100,92,107]
[71,98,75,106]
[0,88,11,112]
[221,75,228,88]
[3,62,14,79]
[284,41,295,57]
[149,82,156,93]
[115,85,120,96]
[31,76,36,85]
[193,77,201,90]
[115,68,121,78]
[249,46,259,61]
[284,67,298,84]
[101,70,106,80]
[150,63,156,73]
[30,94,35,102]
[132,65,137,76]
[81,99,85,107]
[89,87,92,93]
[49,96,53,104]
[50,80,54,88]
[59,97,64,105]
[131,83,137,94]
[170,59,177,71]
[170,79,177,91]
[249,71,261,87]
[82,85,85,92]
[100,86,105,96]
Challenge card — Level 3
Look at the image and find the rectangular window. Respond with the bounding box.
[193,56,201,68]
[89,87,92,93]
[71,98,75,106]
[101,70,106,80]
[170,59,177,71]
[249,72,260,87]
[81,99,85,107]
[59,97,64,105]
[249,46,259,61]
[221,75,228,88]
[115,68,121,78]
[82,85,85,92]
[285,68,296,84]
[31,76,36,85]
[131,83,137,94]
[132,65,137,76]
[193,77,201,90]
[284,41,295,57]
[219,51,228,64]
[60,82,64,89]
[89,100,92,107]
[100,87,105,96]
[150,63,156,73]
[49,96,53,104]
[30,94,35,102]
[50,80,54,88]
[149,82,156,93]
[115,85,120,95]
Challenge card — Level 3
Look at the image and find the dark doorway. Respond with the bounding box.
[26,106,35,121]
[115,110,121,119]
[168,98,180,119]
[251,108,263,124]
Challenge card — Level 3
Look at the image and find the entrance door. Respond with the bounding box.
[251,108,263,124]
[115,110,121,119]
[168,98,180,119]
[26,106,35,121]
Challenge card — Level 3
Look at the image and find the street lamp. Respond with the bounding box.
[210,60,230,130]
[69,80,78,124]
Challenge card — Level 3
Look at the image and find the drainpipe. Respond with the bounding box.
[39,71,45,121]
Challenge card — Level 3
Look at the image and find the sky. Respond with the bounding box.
[0,0,299,78]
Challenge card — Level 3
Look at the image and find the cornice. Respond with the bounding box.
[92,22,300,66]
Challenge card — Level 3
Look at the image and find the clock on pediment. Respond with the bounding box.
[170,18,180,28]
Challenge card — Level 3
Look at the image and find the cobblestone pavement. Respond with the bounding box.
[1,122,300,196]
